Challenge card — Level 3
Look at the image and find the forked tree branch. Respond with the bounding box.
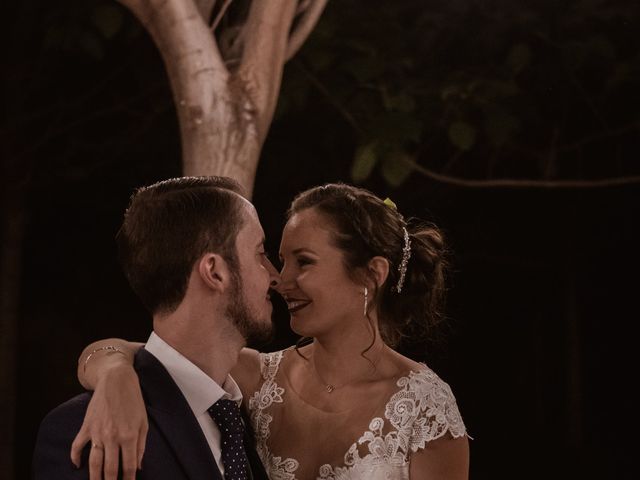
[236,0,299,141]
[115,0,327,194]
[194,0,217,22]
[116,0,229,119]
[286,0,329,60]
[404,156,640,189]
[211,0,232,31]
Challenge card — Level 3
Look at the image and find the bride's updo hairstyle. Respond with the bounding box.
[288,183,449,348]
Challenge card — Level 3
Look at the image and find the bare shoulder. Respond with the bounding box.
[385,347,427,376]
[237,347,261,367]
[231,348,263,397]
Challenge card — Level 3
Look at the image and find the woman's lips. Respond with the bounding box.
[286,299,311,313]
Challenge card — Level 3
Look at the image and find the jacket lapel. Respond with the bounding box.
[135,349,223,480]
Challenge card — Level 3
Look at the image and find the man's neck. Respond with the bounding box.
[153,310,244,386]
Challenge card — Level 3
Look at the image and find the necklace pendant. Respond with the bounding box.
[326,384,334,393]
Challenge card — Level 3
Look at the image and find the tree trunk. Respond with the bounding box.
[116,0,327,197]
[176,83,263,195]
[181,114,262,196]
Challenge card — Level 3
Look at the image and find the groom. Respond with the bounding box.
[33,176,280,480]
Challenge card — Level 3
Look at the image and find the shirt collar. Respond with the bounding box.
[144,332,242,416]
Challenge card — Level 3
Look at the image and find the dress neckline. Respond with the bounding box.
[277,348,428,415]
[251,349,466,480]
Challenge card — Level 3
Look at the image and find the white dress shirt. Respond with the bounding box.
[144,332,242,475]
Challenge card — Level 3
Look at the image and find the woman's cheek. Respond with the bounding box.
[296,272,313,291]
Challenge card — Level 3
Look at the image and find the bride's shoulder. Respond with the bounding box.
[388,350,424,374]
[232,348,265,396]
[385,351,468,443]
[385,348,433,382]
[386,350,459,405]
[233,347,290,398]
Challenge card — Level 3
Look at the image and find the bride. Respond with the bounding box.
[72,183,469,479]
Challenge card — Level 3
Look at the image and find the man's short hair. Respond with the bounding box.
[116,176,245,314]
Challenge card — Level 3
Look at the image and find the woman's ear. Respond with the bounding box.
[367,256,390,289]
[197,253,230,293]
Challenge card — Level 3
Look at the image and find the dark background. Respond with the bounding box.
[3,1,639,479]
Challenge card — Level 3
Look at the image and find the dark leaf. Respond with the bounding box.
[351,143,378,184]
[381,151,414,187]
[448,121,477,151]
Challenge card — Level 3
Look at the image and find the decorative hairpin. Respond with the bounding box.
[394,227,411,293]
[382,197,410,292]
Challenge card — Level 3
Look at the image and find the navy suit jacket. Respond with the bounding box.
[33,349,268,480]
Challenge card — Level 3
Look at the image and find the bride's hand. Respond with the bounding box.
[70,364,148,480]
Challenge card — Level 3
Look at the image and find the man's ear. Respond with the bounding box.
[367,256,390,289]
[197,253,230,293]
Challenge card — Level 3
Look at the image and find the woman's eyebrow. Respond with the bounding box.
[279,247,317,260]
[292,248,317,256]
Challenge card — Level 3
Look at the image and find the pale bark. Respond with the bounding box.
[286,0,328,60]
[194,0,216,21]
[237,0,299,140]
[115,0,328,197]
[211,0,233,31]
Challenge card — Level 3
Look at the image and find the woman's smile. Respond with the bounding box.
[285,297,312,313]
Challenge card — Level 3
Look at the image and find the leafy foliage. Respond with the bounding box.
[278,0,640,187]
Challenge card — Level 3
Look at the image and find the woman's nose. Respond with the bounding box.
[265,258,281,288]
[274,263,295,294]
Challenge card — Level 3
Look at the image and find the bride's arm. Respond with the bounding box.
[409,433,469,480]
[77,338,141,389]
[71,339,146,480]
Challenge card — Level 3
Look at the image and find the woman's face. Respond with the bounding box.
[278,207,365,338]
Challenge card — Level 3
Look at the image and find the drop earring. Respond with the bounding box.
[363,287,368,316]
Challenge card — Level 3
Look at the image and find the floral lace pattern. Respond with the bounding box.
[248,350,466,480]
[248,351,299,480]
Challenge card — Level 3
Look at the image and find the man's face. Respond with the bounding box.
[225,200,279,345]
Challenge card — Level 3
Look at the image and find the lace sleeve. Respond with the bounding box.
[385,368,467,453]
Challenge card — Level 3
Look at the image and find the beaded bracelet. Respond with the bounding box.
[82,345,126,373]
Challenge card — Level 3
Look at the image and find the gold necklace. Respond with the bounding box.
[308,343,387,393]
[309,359,349,393]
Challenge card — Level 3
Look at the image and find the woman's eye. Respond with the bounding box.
[297,257,313,267]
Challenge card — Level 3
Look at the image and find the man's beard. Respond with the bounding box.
[226,270,273,347]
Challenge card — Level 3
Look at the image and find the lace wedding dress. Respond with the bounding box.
[248,349,467,480]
